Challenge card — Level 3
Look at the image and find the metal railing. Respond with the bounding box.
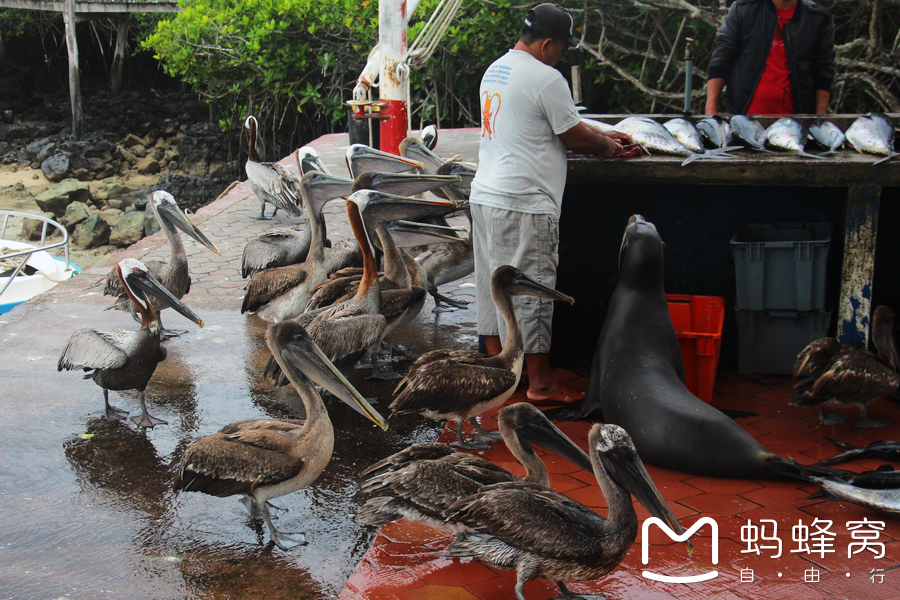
[0,210,73,299]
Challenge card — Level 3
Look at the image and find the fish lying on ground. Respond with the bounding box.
[814,437,900,466]
[696,116,733,149]
[807,118,845,155]
[845,113,898,165]
[615,117,738,166]
[790,460,900,518]
[730,115,769,151]
[765,117,826,159]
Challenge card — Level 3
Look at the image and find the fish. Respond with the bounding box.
[730,115,769,151]
[814,437,900,466]
[696,116,733,149]
[614,117,738,166]
[807,118,845,155]
[581,117,615,132]
[663,118,706,153]
[791,460,900,518]
[845,113,898,165]
[765,117,826,159]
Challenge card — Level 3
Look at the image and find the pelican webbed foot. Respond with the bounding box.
[450,420,492,450]
[157,314,187,339]
[260,502,307,550]
[103,389,129,421]
[470,417,503,442]
[431,292,469,312]
[819,407,847,425]
[553,581,606,600]
[250,202,277,220]
[131,392,168,428]
[365,348,404,381]
[855,407,891,429]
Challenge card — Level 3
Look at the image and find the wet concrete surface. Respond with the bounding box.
[0,299,477,600]
[0,129,483,600]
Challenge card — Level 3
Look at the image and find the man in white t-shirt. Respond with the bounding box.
[471,3,630,405]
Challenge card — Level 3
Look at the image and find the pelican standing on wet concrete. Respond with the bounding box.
[390,265,574,449]
[244,115,305,220]
[791,305,900,427]
[59,258,204,427]
[173,322,389,550]
[103,190,218,338]
[240,146,334,278]
[444,423,691,600]
[358,402,593,536]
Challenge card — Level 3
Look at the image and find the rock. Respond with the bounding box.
[72,215,110,249]
[34,178,93,217]
[13,182,24,191]
[144,206,161,236]
[136,156,160,175]
[131,144,147,158]
[109,210,145,247]
[20,211,55,241]
[41,153,71,182]
[123,133,143,147]
[99,207,124,226]
[60,201,90,232]
[92,178,133,204]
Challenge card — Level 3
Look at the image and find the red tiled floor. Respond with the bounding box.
[340,372,900,600]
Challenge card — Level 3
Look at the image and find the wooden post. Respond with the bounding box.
[63,0,84,139]
[837,183,882,347]
[111,14,129,93]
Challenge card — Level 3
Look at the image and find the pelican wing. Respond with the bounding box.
[381,288,425,320]
[446,482,605,562]
[245,160,303,217]
[360,442,455,478]
[809,351,900,403]
[174,421,306,497]
[58,328,130,371]
[794,337,842,377]
[305,313,386,370]
[241,227,312,278]
[307,275,362,310]
[322,244,363,273]
[241,264,309,313]
[364,460,489,516]
[390,358,517,416]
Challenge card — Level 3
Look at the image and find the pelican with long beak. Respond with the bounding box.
[173,322,388,550]
[60,258,204,428]
[390,265,574,449]
[346,144,423,178]
[359,402,593,536]
[244,115,305,220]
[104,190,218,337]
[444,423,691,600]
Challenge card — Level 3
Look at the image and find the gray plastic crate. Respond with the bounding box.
[731,222,831,311]
[736,308,832,375]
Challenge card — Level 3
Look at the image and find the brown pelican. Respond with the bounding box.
[104,190,218,338]
[242,170,358,322]
[421,124,438,150]
[443,423,690,600]
[263,190,456,383]
[346,143,422,178]
[173,322,388,550]
[244,115,304,220]
[359,402,592,535]
[416,207,473,311]
[791,305,900,428]
[240,146,334,278]
[390,265,574,449]
[59,258,204,428]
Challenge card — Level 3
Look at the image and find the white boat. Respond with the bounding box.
[0,211,81,315]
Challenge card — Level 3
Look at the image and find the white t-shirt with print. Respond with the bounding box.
[470,49,580,217]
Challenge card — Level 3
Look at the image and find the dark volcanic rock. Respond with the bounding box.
[152,172,233,212]
[73,214,110,249]
[41,153,71,182]
[34,179,93,217]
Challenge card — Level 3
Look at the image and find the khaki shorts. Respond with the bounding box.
[471,203,559,354]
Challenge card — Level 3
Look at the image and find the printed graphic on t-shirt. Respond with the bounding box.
[481,91,501,139]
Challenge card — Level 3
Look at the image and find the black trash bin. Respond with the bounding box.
[348,111,380,148]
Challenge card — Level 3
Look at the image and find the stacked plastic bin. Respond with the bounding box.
[731,223,832,374]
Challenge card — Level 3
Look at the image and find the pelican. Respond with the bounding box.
[240,146,334,277]
[791,305,900,428]
[241,169,358,322]
[244,115,304,220]
[173,322,388,550]
[103,190,218,338]
[443,423,690,600]
[359,402,592,535]
[390,265,574,449]
[346,143,422,178]
[421,124,438,150]
[416,207,474,311]
[263,190,456,384]
[59,258,204,428]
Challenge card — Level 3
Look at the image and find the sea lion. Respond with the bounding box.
[549,215,784,478]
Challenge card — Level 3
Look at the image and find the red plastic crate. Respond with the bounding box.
[667,294,725,403]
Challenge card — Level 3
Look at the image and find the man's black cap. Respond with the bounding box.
[524,3,579,48]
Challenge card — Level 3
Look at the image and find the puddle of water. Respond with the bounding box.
[0,300,476,599]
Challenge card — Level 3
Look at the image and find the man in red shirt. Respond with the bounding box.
[705,0,834,115]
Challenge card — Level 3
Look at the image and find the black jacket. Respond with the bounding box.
[708,0,835,114]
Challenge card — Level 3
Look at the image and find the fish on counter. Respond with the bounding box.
[730,115,769,152]
[614,116,738,166]
[696,115,733,149]
[807,118,845,155]
[663,118,707,153]
[845,112,898,165]
[765,117,826,159]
